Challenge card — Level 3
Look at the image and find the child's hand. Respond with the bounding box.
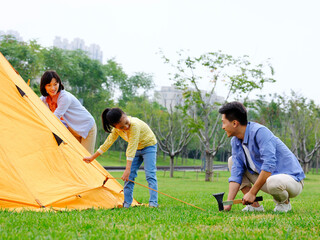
[121,169,130,181]
[83,156,94,163]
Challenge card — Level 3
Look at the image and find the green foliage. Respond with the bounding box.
[0,35,42,81]
[0,171,319,239]
[118,72,154,107]
[0,35,43,94]
[247,95,285,134]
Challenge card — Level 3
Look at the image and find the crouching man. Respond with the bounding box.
[219,101,305,212]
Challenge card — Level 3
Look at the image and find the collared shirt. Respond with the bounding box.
[229,122,305,184]
[40,90,95,138]
[45,91,60,112]
[98,116,157,161]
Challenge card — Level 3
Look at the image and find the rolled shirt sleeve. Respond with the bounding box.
[98,129,119,154]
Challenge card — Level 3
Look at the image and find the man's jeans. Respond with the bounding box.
[123,144,158,208]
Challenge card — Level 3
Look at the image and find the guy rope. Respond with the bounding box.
[102,175,206,211]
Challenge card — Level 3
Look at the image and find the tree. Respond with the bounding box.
[103,59,154,107]
[117,72,154,107]
[280,92,320,173]
[0,35,43,93]
[161,50,275,181]
[248,95,288,140]
[153,107,193,177]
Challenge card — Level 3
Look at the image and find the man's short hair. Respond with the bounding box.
[218,101,248,125]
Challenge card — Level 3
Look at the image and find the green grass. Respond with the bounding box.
[1,171,319,239]
[97,150,227,166]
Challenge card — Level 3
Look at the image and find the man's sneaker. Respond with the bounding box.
[242,205,265,212]
[274,202,292,212]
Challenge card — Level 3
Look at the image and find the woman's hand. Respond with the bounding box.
[121,169,130,181]
[83,156,94,163]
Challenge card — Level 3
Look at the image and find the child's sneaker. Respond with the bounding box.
[242,205,265,212]
[148,203,158,208]
[123,202,131,208]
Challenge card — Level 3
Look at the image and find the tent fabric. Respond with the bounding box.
[0,52,138,211]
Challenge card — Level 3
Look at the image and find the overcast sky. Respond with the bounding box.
[1,0,319,103]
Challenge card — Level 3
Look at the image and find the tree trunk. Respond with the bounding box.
[170,155,174,178]
[303,162,309,174]
[119,150,122,162]
[205,151,213,182]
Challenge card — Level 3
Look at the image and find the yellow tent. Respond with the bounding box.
[0,52,138,211]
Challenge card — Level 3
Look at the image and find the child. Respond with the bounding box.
[83,108,158,208]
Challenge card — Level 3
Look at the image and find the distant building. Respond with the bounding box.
[154,85,224,111]
[154,86,184,111]
[0,30,23,41]
[53,36,103,63]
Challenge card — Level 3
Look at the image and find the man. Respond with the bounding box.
[219,101,305,212]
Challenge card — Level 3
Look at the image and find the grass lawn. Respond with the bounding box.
[96,150,227,167]
[0,171,319,239]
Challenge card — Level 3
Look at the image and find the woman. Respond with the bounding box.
[40,70,97,154]
[83,107,158,208]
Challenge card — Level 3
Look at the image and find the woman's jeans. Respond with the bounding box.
[123,144,158,208]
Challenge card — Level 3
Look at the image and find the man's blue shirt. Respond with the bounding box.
[229,122,305,184]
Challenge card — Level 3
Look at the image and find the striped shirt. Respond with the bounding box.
[98,116,157,161]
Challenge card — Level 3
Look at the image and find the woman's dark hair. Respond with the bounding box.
[101,108,125,133]
[40,70,64,96]
[218,101,248,126]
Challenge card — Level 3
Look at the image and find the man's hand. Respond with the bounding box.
[242,191,256,205]
[121,169,130,181]
[224,205,232,211]
[224,181,241,212]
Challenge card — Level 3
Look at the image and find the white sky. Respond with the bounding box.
[1,0,319,103]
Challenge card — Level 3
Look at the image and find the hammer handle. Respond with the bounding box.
[233,196,263,204]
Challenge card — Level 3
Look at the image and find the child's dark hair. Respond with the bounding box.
[40,70,64,96]
[101,108,125,133]
[218,101,248,126]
